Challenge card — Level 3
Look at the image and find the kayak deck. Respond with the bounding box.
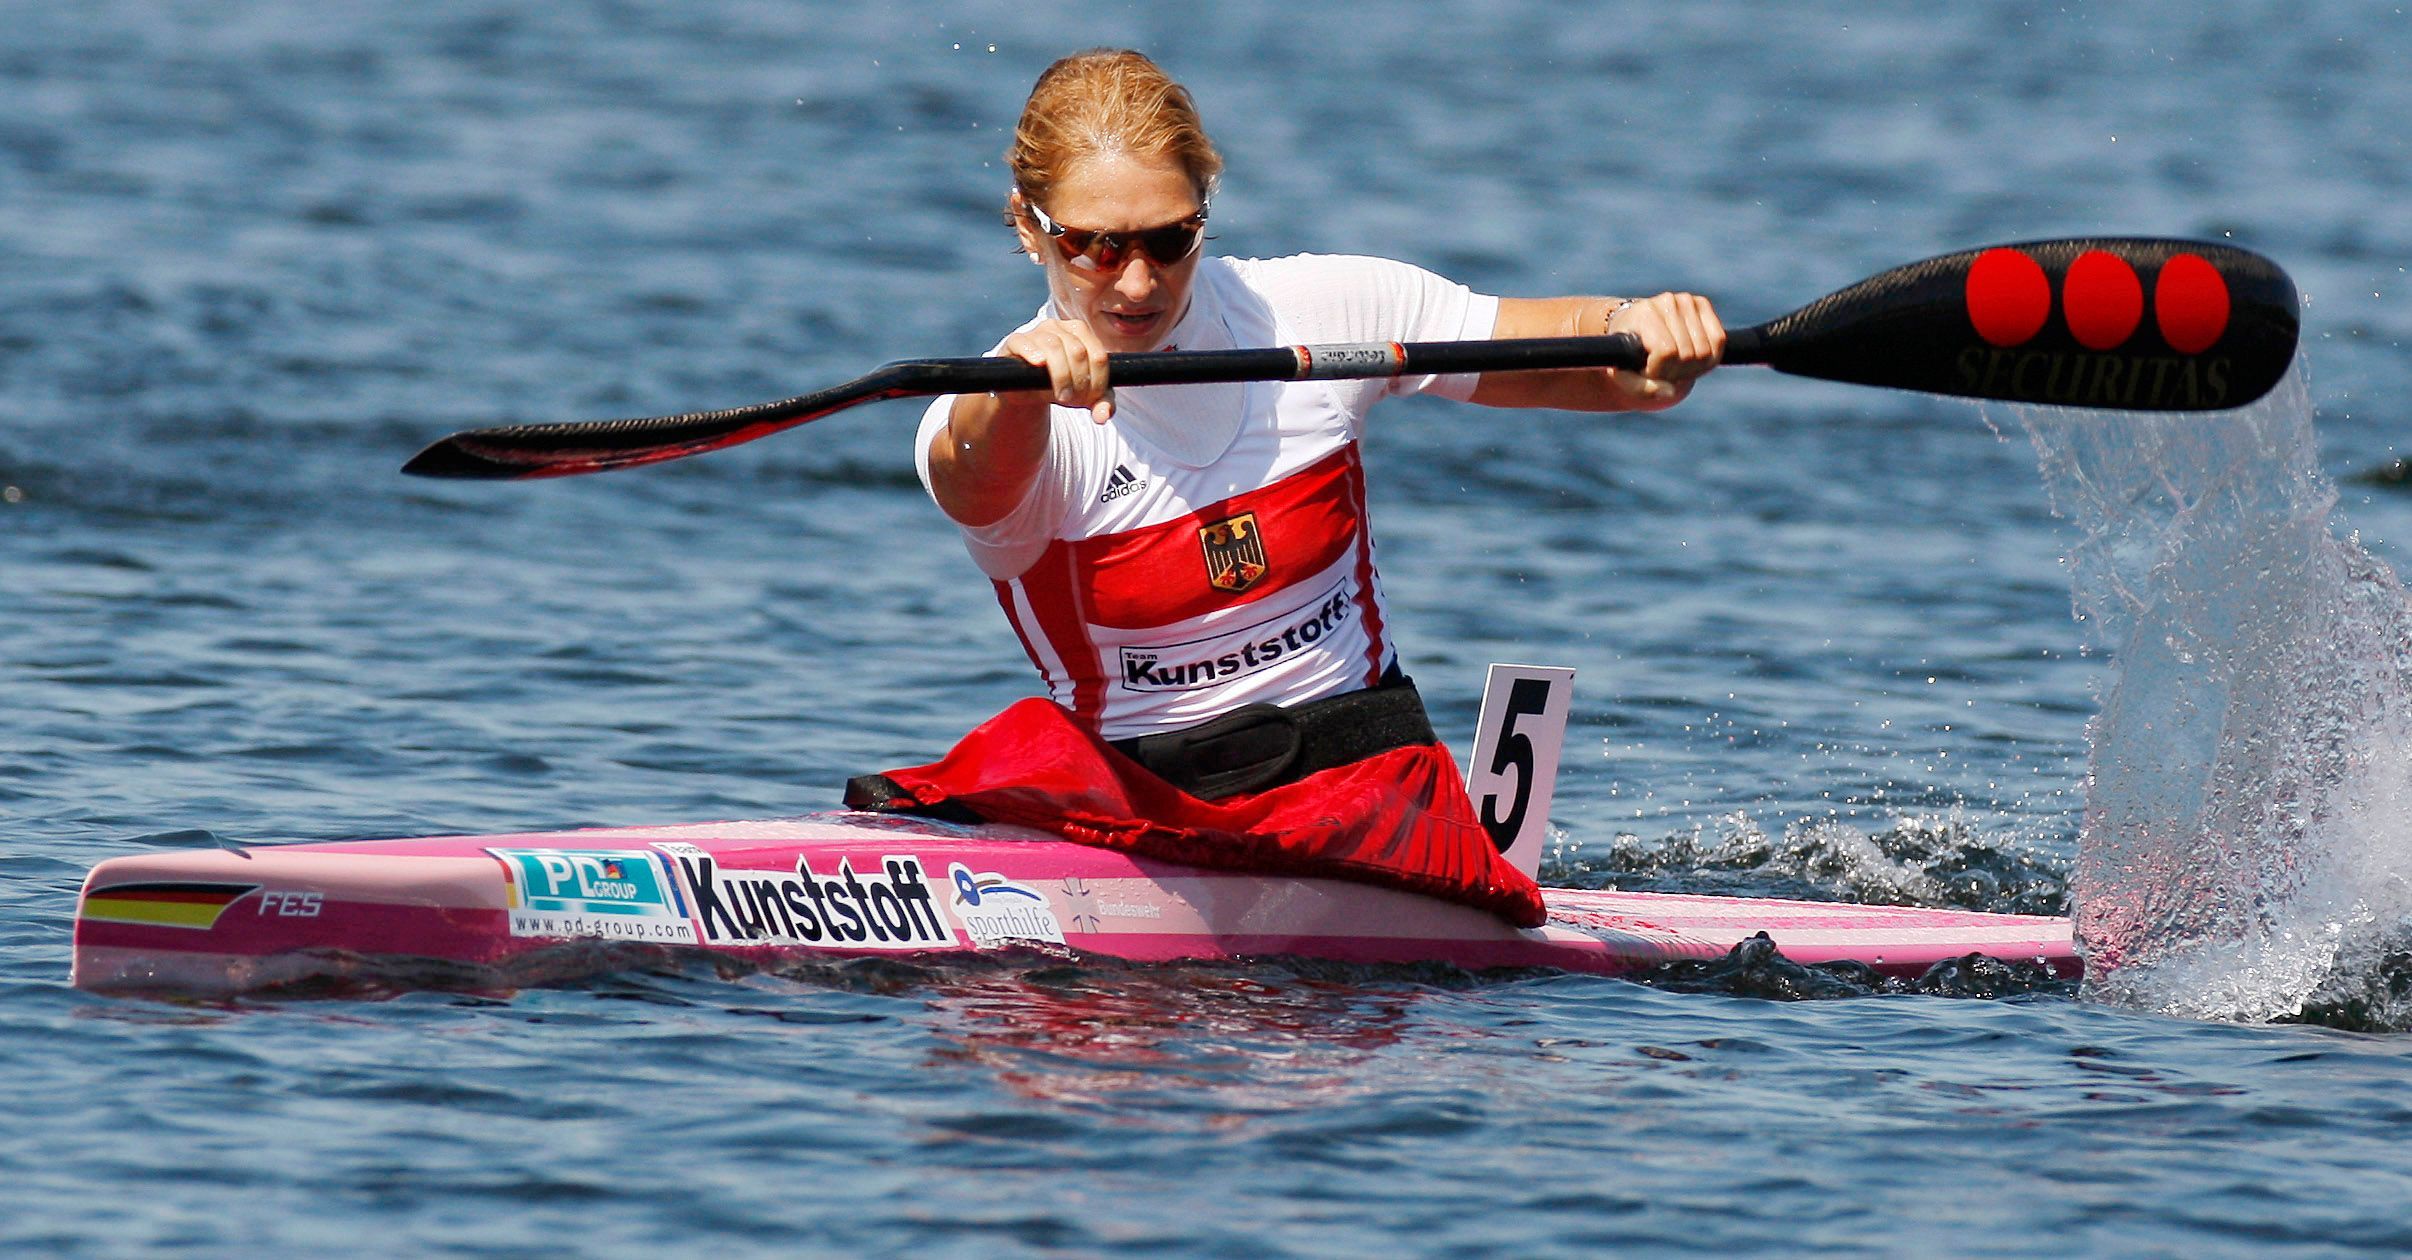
[72,812,2079,997]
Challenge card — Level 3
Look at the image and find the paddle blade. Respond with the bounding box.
[401,373,918,479]
[1748,238,2298,411]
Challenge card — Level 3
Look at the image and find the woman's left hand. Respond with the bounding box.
[1605,292,1725,410]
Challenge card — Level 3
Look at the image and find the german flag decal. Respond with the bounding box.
[81,881,259,930]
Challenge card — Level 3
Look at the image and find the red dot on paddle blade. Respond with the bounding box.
[2063,250,2145,351]
[2154,253,2232,355]
[1966,248,2053,347]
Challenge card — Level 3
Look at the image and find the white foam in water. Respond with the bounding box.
[2017,369,2412,1022]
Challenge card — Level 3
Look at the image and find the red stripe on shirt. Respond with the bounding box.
[1072,447,1363,630]
[996,545,1109,727]
[1339,444,1390,685]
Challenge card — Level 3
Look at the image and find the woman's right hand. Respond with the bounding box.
[1000,318,1117,424]
[932,318,1113,526]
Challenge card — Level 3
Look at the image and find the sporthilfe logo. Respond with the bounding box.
[948,863,1067,948]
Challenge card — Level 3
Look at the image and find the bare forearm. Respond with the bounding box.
[930,317,1122,526]
[1469,297,1633,411]
[928,390,1052,527]
[1471,293,1725,413]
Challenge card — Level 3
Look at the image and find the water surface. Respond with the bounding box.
[7,3,2412,1254]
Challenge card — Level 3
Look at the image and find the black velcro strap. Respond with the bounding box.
[1290,673,1437,770]
[1114,704,1303,800]
[1112,667,1434,801]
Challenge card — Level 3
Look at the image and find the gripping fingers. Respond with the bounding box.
[1608,292,1726,405]
[1669,293,1726,378]
[1005,321,1116,423]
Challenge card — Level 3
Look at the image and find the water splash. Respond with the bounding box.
[1550,811,2066,917]
[2018,369,2412,1023]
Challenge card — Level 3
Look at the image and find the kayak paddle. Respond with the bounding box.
[403,237,2299,480]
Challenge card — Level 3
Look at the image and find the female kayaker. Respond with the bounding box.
[849,48,1723,926]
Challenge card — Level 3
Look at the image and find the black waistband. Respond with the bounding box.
[1108,662,1433,801]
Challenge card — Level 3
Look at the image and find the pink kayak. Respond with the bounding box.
[72,811,2079,997]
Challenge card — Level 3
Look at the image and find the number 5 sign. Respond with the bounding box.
[1464,664,1576,879]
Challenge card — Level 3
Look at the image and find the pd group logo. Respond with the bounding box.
[490,848,699,944]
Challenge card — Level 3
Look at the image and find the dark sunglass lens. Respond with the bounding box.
[1041,213,1200,270]
[1137,223,1200,263]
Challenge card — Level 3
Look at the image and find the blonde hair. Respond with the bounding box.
[1004,48,1223,221]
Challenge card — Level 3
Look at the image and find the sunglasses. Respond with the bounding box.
[1023,198,1209,272]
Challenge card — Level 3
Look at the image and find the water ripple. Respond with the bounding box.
[9,2,2412,1255]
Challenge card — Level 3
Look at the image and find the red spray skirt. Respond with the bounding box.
[872,698,1547,928]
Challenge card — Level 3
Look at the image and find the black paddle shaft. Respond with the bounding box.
[400,337,1676,480]
[402,236,2297,480]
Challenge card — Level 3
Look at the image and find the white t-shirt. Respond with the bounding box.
[916,253,1499,739]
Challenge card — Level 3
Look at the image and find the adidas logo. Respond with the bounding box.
[1098,464,1146,502]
